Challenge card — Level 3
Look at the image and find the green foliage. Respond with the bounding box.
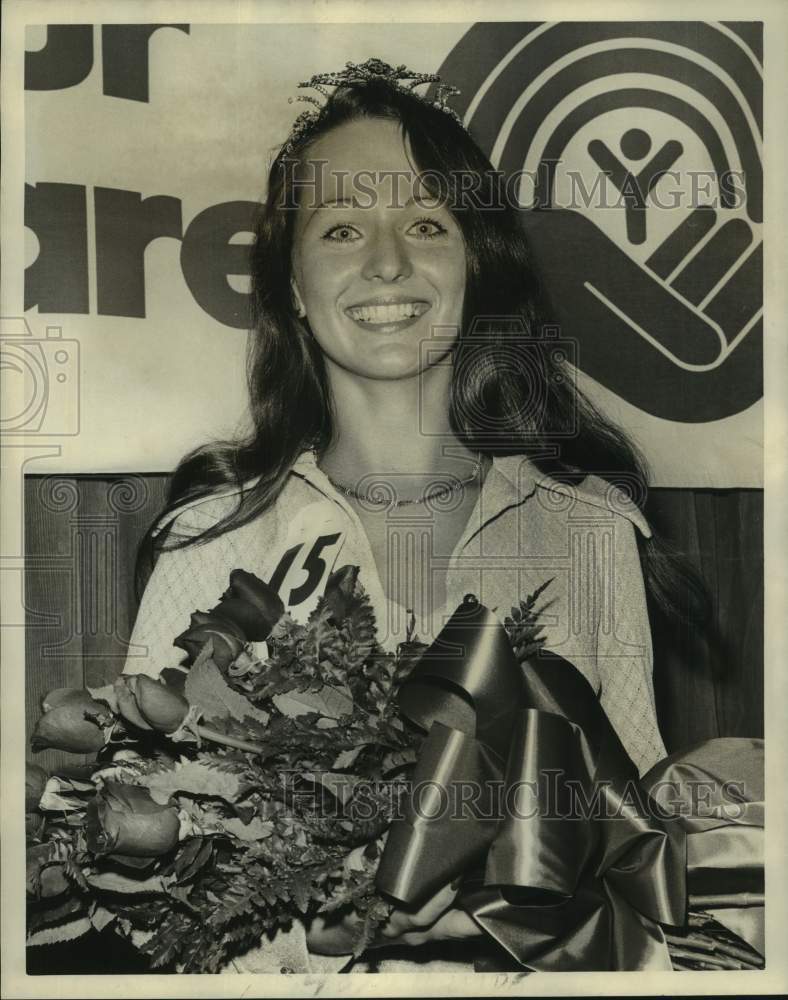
[503,578,553,663]
[185,651,270,726]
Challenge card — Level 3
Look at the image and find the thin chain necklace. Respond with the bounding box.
[317,452,483,508]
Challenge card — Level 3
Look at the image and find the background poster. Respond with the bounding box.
[9,18,763,484]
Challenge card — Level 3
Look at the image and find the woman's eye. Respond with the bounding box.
[322,224,362,243]
[408,217,448,239]
[408,219,448,240]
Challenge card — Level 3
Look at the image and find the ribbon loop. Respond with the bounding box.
[375,597,764,971]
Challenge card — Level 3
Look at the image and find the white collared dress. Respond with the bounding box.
[123,450,667,974]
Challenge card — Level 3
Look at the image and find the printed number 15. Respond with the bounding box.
[267,533,342,608]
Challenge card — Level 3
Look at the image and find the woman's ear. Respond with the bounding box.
[290,280,306,318]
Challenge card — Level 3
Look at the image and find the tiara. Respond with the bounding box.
[282,57,464,155]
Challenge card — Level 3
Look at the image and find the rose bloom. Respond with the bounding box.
[173,610,247,669]
[31,689,109,754]
[26,844,69,899]
[210,569,285,641]
[25,763,49,812]
[114,674,189,733]
[86,782,180,858]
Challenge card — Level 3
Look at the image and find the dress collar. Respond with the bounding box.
[290,448,539,549]
[291,447,536,495]
[291,449,650,538]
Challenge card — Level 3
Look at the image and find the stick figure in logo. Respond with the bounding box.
[588,128,683,245]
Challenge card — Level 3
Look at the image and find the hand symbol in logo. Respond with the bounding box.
[521,207,762,422]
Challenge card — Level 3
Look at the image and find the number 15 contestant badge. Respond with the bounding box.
[264,501,347,623]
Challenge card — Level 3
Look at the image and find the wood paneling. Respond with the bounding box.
[24,474,168,773]
[645,489,764,750]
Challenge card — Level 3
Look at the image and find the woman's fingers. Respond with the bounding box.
[391,908,484,948]
[377,881,459,941]
[408,881,458,928]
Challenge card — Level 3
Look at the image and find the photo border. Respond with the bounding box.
[2,0,785,996]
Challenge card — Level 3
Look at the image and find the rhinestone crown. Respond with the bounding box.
[282,57,464,154]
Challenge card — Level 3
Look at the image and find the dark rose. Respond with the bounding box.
[173,610,246,669]
[159,667,187,693]
[210,569,285,641]
[114,676,152,730]
[114,675,188,734]
[42,688,85,710]
[31,689,109,754]
[323,564,360,623]
[86,782,180,858]
[26,763,49,812]
[26,844,70,898]
[26,765,50,842]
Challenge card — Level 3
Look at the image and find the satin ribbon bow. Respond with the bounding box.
[375,596,753,971]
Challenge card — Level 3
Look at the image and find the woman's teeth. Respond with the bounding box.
[347,302,429,323]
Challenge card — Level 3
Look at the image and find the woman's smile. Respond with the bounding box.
[344,296,432,333]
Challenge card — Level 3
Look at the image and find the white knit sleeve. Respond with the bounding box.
[596,517,666,775]
[123,505,258,677]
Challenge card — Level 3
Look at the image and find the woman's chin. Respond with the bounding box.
[353,358,429,381]
[328,340,437,381]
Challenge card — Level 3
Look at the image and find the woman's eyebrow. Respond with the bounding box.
[313,196,356,211]
[311,193,423,213]
[302,196,358,233]
[302,192,438,234]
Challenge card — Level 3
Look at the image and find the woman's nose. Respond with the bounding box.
[361,229,413,282]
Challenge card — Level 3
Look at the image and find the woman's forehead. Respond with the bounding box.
[296,118,429,208]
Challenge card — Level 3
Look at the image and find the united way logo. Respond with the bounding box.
[435,22,763,422]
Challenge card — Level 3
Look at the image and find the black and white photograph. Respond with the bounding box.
[1,0,785,996]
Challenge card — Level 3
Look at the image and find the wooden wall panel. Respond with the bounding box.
[645,488,764,751]
[24,474,168,773]
[25,477,86,775]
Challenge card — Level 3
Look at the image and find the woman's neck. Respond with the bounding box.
[318,362,476,481]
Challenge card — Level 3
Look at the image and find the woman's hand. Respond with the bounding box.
[371,881,483,948]
[305,846,482,956]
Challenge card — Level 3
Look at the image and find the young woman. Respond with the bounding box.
[124,60,705,973]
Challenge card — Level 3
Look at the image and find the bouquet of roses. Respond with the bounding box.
[26,566,549,972]
[26,565,765,973]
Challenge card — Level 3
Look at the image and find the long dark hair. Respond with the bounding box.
[135,76,708,626]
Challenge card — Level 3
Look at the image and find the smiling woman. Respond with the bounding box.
[290,117,466,383]
[124,58,710,974]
